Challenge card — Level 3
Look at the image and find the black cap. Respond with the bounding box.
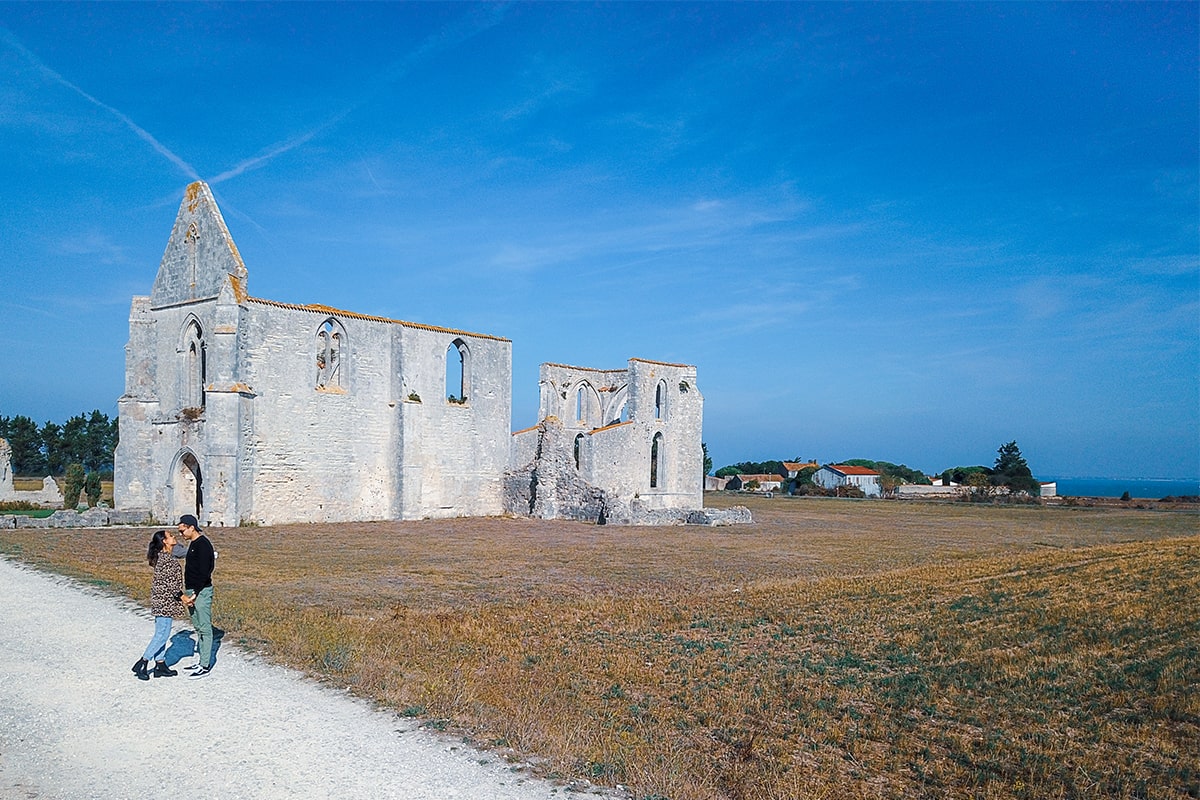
[178,514,200,530]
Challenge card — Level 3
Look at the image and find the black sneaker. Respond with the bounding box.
[188,666,212,679]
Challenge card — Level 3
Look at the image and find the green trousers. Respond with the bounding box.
[188,587,214,667]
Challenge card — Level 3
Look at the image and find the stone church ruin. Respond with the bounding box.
[115,182,743,527]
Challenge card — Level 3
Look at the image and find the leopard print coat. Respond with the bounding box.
[150,552,187,618]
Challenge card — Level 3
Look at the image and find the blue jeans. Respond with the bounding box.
[142,616,173,662]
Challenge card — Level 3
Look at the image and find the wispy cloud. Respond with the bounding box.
[1,27,200,182]
[483,193,820,272]
[209,5,511,186]
[52,230,129,265]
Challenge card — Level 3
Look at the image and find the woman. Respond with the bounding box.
[131,529,187,681]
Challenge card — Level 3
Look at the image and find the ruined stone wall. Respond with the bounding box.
[114,295,158,514]
[0,438,12,496]
[116,181,513,527]
[391,323,511,519]
[114,293,221,524]
[626,359,704,510]
[227,301,511,525]
[239,301,399,524]
[504,358,705,523]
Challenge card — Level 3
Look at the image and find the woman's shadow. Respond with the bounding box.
[164,627,224,667]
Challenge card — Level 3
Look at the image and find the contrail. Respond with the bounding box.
[4,5,509,189]
[207,111,352,186]
[1,28,201,182]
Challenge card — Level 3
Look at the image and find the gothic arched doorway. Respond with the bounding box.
[173,451,203,522]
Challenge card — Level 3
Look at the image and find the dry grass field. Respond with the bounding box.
[2,494,1197,799]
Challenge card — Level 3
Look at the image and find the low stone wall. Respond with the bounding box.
[1,508,153,529]
[629,503,753,526]
[0,476,65,506]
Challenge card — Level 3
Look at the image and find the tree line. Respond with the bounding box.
[0,411,119,477]
[713,441,1041,497]
[713,458,930,486]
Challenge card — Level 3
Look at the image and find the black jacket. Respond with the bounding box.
[184,535,215,593]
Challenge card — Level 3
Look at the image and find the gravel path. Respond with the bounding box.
[0,556,617,800]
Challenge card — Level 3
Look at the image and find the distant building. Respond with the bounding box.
[782,461,818,479]
[726,473,783,492]
[705,475,731,491]
[812,464,882,497]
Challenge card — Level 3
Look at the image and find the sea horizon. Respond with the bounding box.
[1042,476,1200,499]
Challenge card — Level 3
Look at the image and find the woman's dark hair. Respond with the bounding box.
[147,530,168,567]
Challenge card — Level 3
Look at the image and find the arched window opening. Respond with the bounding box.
[655,380,667,420]
[185,223,200,292]
[316,318,346,390]
[182,321,205,410]
[446,339,469,403]
[609,397,628,426]
[650,432,664,488]
[574,434,584,470]
[606,386,629,426]
[573,382,601,427]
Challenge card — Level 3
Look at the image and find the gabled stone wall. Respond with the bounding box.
[116,181,512,527]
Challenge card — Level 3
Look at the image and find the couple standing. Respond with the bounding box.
[131,514,216,680]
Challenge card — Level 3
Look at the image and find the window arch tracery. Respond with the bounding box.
[181,319,205,410]
[316,318,346,390]
[655,380,668,420]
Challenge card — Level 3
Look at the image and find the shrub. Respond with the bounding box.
[84,472,102,507]
[61,463,85,510]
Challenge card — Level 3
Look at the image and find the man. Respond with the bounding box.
[177,514,215,678]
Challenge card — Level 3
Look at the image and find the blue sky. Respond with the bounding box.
[1,2,1197,480]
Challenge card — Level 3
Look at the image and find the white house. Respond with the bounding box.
[812,464,882,497]
[728,473,783,492]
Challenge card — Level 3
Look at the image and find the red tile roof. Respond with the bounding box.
[827,465,881,476]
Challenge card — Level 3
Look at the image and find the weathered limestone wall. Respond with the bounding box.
[241,301,398,524]
[240,302,511,524]
[150,182,247,309]
[391,323,511,520]
[0,438,11,497]
[114,180,514,526]
[505,358,710,524]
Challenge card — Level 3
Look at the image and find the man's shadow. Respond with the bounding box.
[165,627,225,666]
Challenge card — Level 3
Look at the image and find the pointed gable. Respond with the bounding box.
[150,181,248,308]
